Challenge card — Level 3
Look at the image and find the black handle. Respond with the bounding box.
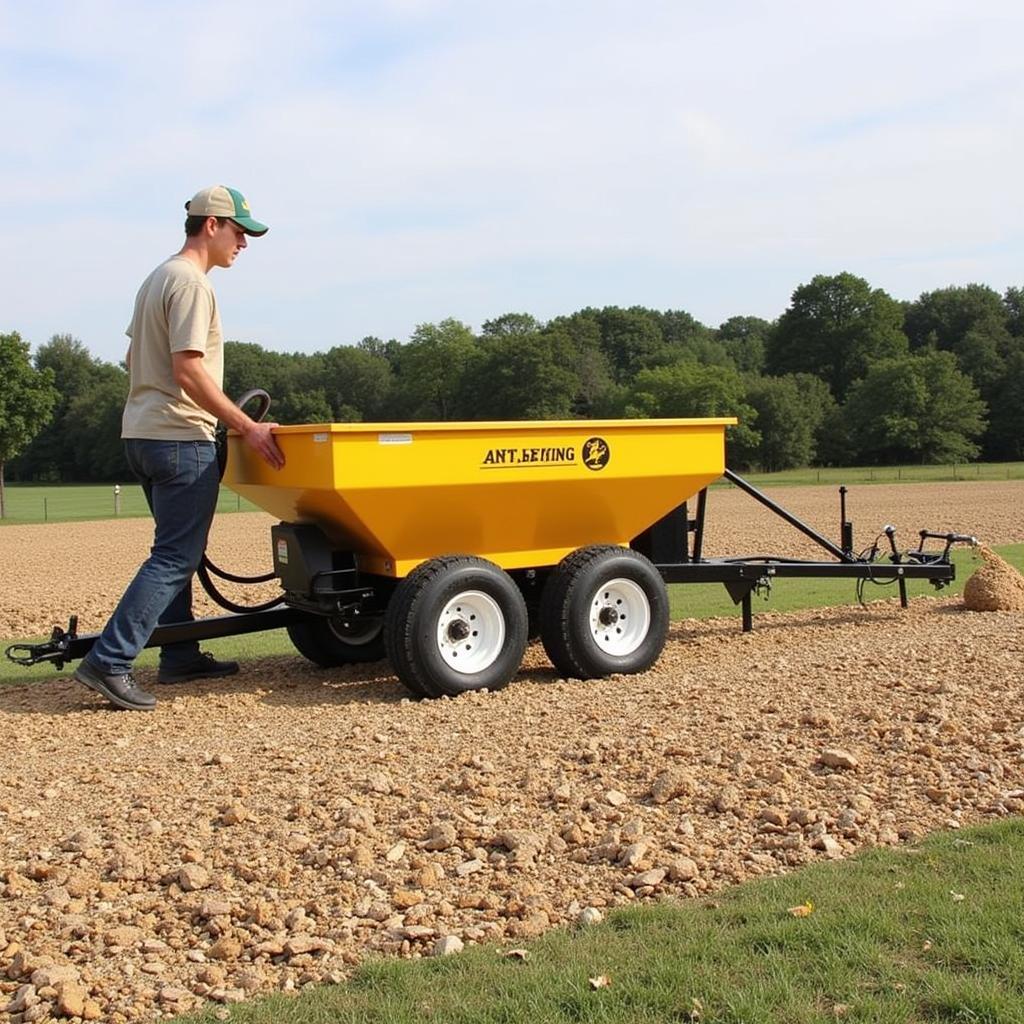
[233,388,272,422]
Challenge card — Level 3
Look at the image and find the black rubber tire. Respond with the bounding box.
[286,614,386,668]
[384,555,528,698]
[539,545,669,680]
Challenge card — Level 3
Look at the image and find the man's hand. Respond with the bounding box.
[243,420,285,470]
[172,351,286,470]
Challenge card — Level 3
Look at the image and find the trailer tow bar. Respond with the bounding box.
[5,607,314,670]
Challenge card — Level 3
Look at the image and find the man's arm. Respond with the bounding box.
[172,350,285,469]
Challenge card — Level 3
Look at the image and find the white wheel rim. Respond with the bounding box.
[436,590,506,674]
[589,578,651,656]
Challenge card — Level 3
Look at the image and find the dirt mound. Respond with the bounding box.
[963,545,1024,611]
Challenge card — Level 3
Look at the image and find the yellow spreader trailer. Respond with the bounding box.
[9,399,970,694]
[222,417,735,697]
[224,419,733,577]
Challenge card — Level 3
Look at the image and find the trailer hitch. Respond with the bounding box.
[5,616,79,669]
[913,529,979,563]
[853,526,978,607]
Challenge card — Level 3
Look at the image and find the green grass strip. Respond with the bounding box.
[167,818,1024,1024]
[714,461,1024,488]
[0,483,258,523]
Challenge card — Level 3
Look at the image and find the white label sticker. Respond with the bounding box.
[312,433,329,442]
[276,538,289,564]
[378,433,413,445]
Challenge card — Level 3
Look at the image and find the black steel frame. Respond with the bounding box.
[636,468,966,632]
[7,467,971,668]
[5,607,313,670]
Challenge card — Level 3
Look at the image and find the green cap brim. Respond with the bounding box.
[231,216,269,237]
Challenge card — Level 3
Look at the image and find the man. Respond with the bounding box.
[74,185,285,711]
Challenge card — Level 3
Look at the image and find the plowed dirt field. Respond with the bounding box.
[1,480,1022,1023]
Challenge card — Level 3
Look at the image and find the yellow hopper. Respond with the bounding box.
[224,418,734,577]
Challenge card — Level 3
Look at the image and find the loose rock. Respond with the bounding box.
[433,935,464,956]
[819,749,859,770]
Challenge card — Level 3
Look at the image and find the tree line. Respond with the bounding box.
[3,272,1023,495]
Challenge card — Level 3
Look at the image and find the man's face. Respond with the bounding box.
[208,218,248,268]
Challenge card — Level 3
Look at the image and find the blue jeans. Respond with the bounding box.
[87,439,220,675]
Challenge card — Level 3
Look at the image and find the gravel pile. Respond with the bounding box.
[963,546,1024,611]
[2,598,1023,1022]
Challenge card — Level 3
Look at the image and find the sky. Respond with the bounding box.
[2,0,1023,365]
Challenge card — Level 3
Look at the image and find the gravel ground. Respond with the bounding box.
[1,480,1022,1022]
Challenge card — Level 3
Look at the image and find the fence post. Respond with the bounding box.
[44,497,48,521]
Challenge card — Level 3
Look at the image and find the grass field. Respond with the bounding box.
[164,818,1024,1024]
[0,483,259,522]
[2,462,1022,524]
[722,461,1024,489]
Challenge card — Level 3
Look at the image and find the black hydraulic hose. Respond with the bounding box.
[196,562,283,615]
[202,561,277,585]
[853,538,901,606]
[198,388,284,613]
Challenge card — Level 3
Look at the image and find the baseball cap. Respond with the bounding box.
[185,185,268,236]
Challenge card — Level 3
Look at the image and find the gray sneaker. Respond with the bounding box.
[74,659,156,711]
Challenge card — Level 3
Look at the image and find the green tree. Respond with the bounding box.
[391,319,479,420]
[540,315,614,416]
[551,307,669,384]
[319,345,394,421]
[66,367,130,481]
[904,284,1012,391]
[222,341,302,407]
[357,335,402,368]
[615,361,760,468]
[985,347,1024,460]
[745,374,835,471]
[1003,286,1024,338]
[595,306,667,382]
[15,334,106,480]
[278,386,335,424]
[480,312,543,338]
[460,331,578,420]
[657,309,726,365]
[717,315,770,375]
[766,273,908,400]
[903,284,1017,458]
[0,332,59,515]
[842,349,987,464]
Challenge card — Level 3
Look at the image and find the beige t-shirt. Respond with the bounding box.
[121,255,224,441]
